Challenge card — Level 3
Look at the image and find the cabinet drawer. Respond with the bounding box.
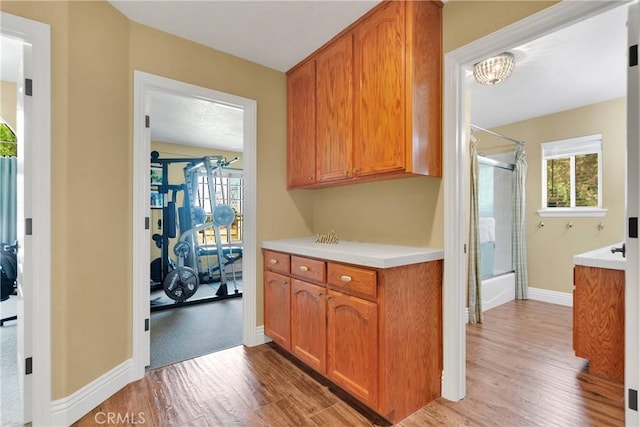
[264,250,290,274]
[291,256,326,283]
[327,263,377,300]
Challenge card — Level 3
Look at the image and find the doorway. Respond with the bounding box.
[131,72,258,377]
[0,12,52,426]
[146,91,246,368]
[442,3,637,423]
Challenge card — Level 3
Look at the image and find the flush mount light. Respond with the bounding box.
[473,52,516,85]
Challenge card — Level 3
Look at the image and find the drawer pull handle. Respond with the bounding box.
[269,259,278,264]
[340,275,352,283]
[299,265,309,272]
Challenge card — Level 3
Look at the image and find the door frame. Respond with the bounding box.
[442,0,632,404]
[1,12,52,425]
[626,3,639,426]
[131,71,258,378]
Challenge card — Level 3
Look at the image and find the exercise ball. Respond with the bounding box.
[213,204,235,227]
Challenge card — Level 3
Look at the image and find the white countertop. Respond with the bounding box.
[261,237,444,269]
[573,243,626,271]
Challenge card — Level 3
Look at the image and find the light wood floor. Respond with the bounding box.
[74,300,624,426]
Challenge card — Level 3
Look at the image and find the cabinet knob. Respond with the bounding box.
[299,265,309,272]
[317,292,323,297]
[340,275,352,283]
[269,259,278,264]
[308,176,313,181]
[353,168,358,175]
[344,170,349,176]
[325,295,332,301]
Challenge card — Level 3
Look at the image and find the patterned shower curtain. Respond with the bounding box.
[467,136,482,324]
[513,146,529,299]
[0,156,17,244]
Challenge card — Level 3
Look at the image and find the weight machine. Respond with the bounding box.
[149,151,243,312]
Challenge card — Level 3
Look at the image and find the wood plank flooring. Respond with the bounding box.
[73,300,624,426]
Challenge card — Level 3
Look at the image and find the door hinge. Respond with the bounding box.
[463,243,467,254]
[630,388,638,411]
[145,217,150,230]
[630,217,638,239]
[25,218,33,236]
[25,357,33,375]
[630,45,638,67]
[145,318,150,331]
[145,115,150,128]
[25,79,33,96]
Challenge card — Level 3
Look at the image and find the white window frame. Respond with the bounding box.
[196,167,244,243]
[538,133,607,218]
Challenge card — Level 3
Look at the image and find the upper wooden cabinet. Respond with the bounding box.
[287,60,316,188]
[316,35,354,184]
[286,0,442,189]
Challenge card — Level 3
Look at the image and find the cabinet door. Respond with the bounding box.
[287,60,317,188]
[353,0,405,177]
[264,271,291,350]
[326,290,378,408]
[316,34,353,183]
[291,279,327,373]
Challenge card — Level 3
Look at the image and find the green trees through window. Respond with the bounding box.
[543,135,601,210]
[0,121,17,157]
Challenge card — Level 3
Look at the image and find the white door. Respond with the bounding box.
[15,42,33,423]
[626,4,640,426]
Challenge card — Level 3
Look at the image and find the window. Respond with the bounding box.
[196,168,244,243]
[0,119,17,157]
[539,134,606,217]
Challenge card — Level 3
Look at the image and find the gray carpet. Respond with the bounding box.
[149,280,243,370]
[0,296,22,427]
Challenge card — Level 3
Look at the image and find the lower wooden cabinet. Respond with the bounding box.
[573,265,624,383]
[263,271,291,350]
[326,290,378,408]
[263,249,443,423]
[291,279,326,372]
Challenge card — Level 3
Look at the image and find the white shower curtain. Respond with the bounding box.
[0,156,17,244]
[513,146,528,299]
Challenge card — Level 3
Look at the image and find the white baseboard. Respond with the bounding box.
[464,286,572,323]
[255,325,271,345]
[528,286,573,307]
[50,359,133,426]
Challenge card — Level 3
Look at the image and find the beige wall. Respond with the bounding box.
[478,97,626,293]
[1,81,17,129]
[0,0,562,406]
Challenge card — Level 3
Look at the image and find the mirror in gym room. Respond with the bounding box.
[147,90,245,369]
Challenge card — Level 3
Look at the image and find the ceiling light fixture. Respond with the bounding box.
[473,52,516,85]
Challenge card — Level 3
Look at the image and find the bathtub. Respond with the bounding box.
[482,272,516,312]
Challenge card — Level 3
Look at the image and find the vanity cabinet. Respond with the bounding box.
[286,0,442,189]
[573,265,624,383]
[262,246,442,423]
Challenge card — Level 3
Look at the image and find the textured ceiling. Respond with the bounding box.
[468,3,628,128]
[109,0,381,73]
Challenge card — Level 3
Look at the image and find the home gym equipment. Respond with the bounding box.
[1,242,18,326]
[149,151,243,311]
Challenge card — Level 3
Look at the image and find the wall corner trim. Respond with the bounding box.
[50,359,133,426]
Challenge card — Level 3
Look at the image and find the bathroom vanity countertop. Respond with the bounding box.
[573,243,626,271]
[261,237,444,269]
